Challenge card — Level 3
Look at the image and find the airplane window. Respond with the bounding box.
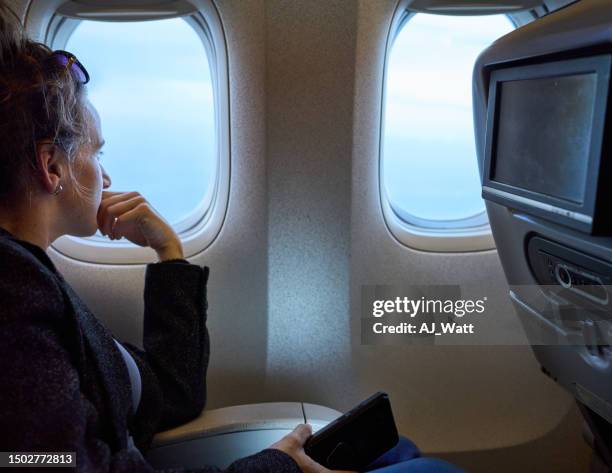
[383,14,514,230]
[66,18,215,233]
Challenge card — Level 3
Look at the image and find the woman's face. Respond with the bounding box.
[66,102,111,236]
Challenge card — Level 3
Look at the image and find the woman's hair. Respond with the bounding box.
[0,5,92,200]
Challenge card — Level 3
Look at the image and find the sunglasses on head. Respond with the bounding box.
[51,50,90,84]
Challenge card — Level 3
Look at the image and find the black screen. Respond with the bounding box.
[492,73,597,204]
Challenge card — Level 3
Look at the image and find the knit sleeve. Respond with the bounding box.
[122,262,210,451]
[224,449,303,473]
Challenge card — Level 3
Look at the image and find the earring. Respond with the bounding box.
[53,183,63,195]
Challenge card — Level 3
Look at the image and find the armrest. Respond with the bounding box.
[152,402,307,447]
[146,402,341,470]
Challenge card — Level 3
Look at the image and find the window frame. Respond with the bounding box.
[379,6,521,252]
[40,1,230,264]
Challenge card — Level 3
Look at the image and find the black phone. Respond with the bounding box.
[304,392,399,470]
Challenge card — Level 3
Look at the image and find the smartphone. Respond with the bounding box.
[304,392,399,470]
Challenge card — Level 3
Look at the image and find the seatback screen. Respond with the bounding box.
[491,73,597,204]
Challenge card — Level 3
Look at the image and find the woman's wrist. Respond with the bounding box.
[154,239,184,261]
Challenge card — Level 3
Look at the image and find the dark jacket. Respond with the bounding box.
[0,227,301,473]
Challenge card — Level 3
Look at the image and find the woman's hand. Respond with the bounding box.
[97,191,184,261]
[269,424,357,473]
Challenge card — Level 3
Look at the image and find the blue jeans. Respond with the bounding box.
[363,437,465,473]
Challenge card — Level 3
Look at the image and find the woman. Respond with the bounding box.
[0,7,463,473]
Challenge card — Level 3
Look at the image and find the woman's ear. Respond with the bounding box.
[35,142,65,195]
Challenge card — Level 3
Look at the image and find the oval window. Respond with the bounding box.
[66,18,215,233]
[383,14,515,229]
